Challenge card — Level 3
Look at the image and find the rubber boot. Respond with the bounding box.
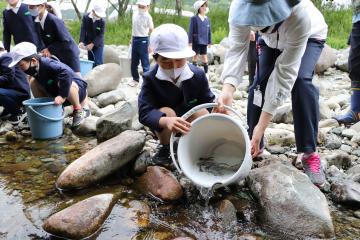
[334,88,360,124]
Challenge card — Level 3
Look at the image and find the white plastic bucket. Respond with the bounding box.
[170,103,252,189]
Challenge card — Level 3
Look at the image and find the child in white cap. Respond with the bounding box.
[189,0,212,74]
[0,41,30,124]
[130,0,154,87]
[79,2,106,67]
[138,24,215,167]
[9,42,89,128]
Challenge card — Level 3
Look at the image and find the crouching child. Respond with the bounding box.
[138,24,215,166]
[9,42,90,128]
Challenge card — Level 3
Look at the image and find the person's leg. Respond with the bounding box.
[200,45,208,73]
[247,39,280,150]
[131,38,141,82]
[66,81,86,127]
[30,78,50,98]
[248,40,257,90]
[139,37,150,74]
[192,44,199,66]
[334,21,360,124]
[0,88,23,115]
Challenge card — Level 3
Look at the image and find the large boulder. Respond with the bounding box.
[97,89,126,108]
[335,47,350,72]
[103,45,119,64]
[85,63,123,97]
[96,102,134,142]
[315,44,337,74]
[56,130,145,189]
[74,116,98,136]
[43,194,114,239]
[119,57,132,78]
[247,162,334,239]
[138,166,183,201]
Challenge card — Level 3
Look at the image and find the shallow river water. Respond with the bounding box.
[0,134,359,239]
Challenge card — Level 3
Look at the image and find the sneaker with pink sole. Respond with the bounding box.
[301,153,326,187]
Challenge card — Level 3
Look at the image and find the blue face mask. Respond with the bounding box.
[29,7,39,17]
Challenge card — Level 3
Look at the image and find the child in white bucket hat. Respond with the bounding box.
[129,0,154,87]
[189,0,212,74]
[215,0,328,187]
[138,24,215,167]
[79,2,106,67]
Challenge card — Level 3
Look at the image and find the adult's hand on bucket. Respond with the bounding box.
[54,96,65,105]
[213,83,235,114]
[41,48,51,58]
[160,117,191,135]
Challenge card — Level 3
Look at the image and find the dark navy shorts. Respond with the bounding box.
[192,44,207,55]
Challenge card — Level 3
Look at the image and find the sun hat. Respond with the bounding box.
[229,0,301,27]
[8,42,37,68]
[150,24,195,59]
[136,0,151,6]
[22,0,47,5]
[194,0,207,12]
[92,2,106,18]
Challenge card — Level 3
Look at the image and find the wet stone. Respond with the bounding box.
[352,149,360,158]
[267,145,286,154]
[5,131,18,142]
[342,128,357,139]
[325,134,342,150]
[354,210,360,219]
[40,158,55,163]
[340,144,352,154]
[330,127,344,135]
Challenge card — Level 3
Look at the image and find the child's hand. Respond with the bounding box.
[163,117,191,134]
[249,31,256,42]
[78,42,85,49]
[54,96,65,105]
[41,48,51,57]
[86,43,94,51]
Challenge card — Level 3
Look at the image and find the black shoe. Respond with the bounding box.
[72,109,85,128]
[7,111,27,125]
[152,144,172,166]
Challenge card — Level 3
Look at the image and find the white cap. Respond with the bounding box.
[150,24,195,59]
[93,2,106,18]
[9,42,37,68]
[0,41,4,50]
[194,0,207,12]
[136,0,151,6]
[23,0,47,5]
[47,1,62,19]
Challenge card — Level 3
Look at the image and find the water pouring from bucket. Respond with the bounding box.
[170,103,252,190]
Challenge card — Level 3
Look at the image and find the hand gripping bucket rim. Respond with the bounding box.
[170,103,253,189]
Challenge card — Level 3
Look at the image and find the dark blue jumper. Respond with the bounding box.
[188,15,212,45]
[138,64,215,132]
[2,3,44,51]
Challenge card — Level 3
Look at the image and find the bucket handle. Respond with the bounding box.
[28,106,65,122]
[170,103,247,174]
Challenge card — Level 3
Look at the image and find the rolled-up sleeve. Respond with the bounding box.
[262,13,311,115]
[221,24,250,88]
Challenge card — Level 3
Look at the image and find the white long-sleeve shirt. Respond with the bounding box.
[221,0,328,115]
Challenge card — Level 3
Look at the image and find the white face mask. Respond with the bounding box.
[160,65,186,80]
[29,7,39,17]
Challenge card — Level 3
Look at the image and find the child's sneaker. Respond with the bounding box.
[333,110,360,125]
[72,109,86,128]
[152,144,172,167]
[301,153,326,187]
[7,111,27,125]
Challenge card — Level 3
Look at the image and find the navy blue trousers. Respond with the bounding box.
[247,38,325,153]
[349,21,360,86]
[131,37,150,81]
[88,46,104,67]
[0,88,29,114]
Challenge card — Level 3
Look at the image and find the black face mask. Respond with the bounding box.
[24,61,38,77]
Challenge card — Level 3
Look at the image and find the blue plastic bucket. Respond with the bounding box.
[80,59,94,77]
[23,98,64,140]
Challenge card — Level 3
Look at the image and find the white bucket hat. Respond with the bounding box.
[92,2,106,18]
[150,24,195,59]
[229,0,301,27]
[23,0,47,5]
[194,0,207,12]
[136,0,151,6]
[8,42,37,68]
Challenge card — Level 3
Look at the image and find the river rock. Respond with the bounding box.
[171,238,194,240]
[119,57,132,78]
[138,166,183,201]
[247,162,334,239]
[88,99,100,115]
[351,133,360,145]
[85,63,123,97]
[324,134,342,150]
[74,116,98,136]
[272,104,293,124]
[335,47,349,72]
[43,194,114,239]
[0,122,13,135]
[96,102,133,142]
[217,199,237,227]
[5,131,18,142]
[127,200,151,228]
[103,45,119,64]
[319,119,339,129]
[326,165,347,183]
[96,104,115,116]
[56,130,145,189]
[264,128,295,146]
[325,151,352,170]
[315,44,337,74]
[341,128,357,139]
[319,101,333,120]
[347,165,360,183]
[133,150,151,174]
[351,121,360,132]
[331,180,360,207]
[97,89,126,107]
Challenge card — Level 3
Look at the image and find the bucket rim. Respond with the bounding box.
[80,59,95,64]
[23,97,55,106]
[177,113,252,188]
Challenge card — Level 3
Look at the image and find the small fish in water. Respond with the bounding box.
[197,157,240,176]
